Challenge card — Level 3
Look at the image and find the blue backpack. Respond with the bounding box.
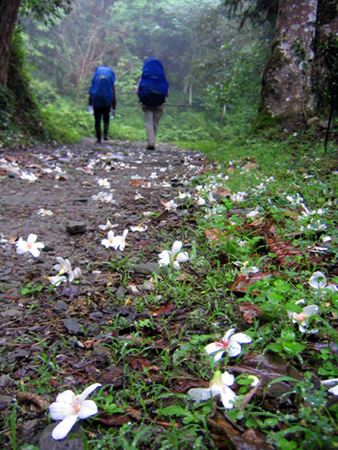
[89,66,115,107]
[138,58,169,107]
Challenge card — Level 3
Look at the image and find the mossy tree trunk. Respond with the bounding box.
[0,0,22,86]
[259,0,319,128]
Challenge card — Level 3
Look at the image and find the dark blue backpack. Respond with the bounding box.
[89,66,115,107]
[138,58,169,107]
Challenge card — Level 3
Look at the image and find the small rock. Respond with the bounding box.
[127,262,159,274]
[39,422,85,450]
[53,301,68,312]
[63,319,82,335]
[0,374,11,388]
[66,221,87,235]
[116,286,127,301]
[1,308,23,318]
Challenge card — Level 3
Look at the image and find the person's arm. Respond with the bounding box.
[88,95,92,106]
[111,86,116,110]
[135,78,140,95]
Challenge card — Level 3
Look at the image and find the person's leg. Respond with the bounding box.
[144,108,155,149]
[94,107,102,143]
[152,108,163,144]
[103,107,110,140]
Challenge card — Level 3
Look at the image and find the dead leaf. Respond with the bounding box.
[17,392,49,412]
[231,272,274,295]
[239,302,264,323]
[152,302,174,317]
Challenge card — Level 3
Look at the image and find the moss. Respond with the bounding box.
[250,108,282,133]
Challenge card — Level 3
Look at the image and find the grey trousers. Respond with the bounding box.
[144,107,163,147]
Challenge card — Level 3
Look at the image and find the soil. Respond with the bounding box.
[0,138,209,448]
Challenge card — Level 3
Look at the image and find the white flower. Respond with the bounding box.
[130,224,148,232]
[163,200,178,211]
[287,300,319,333]
[234,261,259,275]
[230,192,246,202]
[197,196,206,206]
[16,234,45,258]
[37,208,53,216]
[20,171,38,182]
[48,275,67,286]
[97,178,111,188]
[53,257,81,283]
[188,370,236,409]
[158,241,189,270]
[321,378,338,395]
[49,383,101,440]
[98,219,118,231]
[54,257,72,275]
[112,229,128,251]
[246,207,260,218]
[134,191,144,200]
[92,191,114,203]
[101,230,116,248]
[205,328,252,362]
[309,271,337,292]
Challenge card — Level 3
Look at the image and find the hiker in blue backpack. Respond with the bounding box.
[88,65,116,143]
[136,57,169,150]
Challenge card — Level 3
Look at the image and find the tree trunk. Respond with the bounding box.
[259,0,319,126]
[0,0,22,86]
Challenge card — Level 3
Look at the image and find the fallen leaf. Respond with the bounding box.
[239,302,264,323]
[231,272,274,295]
[152,302,174,317]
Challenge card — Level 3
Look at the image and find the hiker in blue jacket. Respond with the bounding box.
[88,66,116,143]
[136,58,169,150]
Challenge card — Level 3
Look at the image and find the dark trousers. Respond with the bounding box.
[94,106,110,142]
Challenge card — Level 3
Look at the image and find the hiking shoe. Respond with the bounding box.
[146,145,155,150]
[104,135,108,141]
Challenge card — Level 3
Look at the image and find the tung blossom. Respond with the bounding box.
[91,191,114,203]
[205,328,252,362]
[20,171,38,182]
[308,271,337,293]
[158,240,189,270]
[16,234,45,258]
[287,300,319,333]
[112,229,128,251]
[321,378,338,396]
[188,370,236,409]
[101,230,116,248]
[98,219,118,231]
[53,257,82,282]
[49,383,101,440]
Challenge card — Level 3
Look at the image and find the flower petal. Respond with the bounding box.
[176,252,189,263]
[309,271,327,289]
[30,246,41,257]
[223,328,235,343]
[221,372,235,387]
[51,414,78,440]
[205,342,221,355]
[220,386,237,409]
[227,341,242,357]
[230,332,252,344]
[49,401,75,421]
[27,234,38,244]
[187,388,212,402]
[78,399,98,419]
[328,385,338,396]
[302,305,319,316]
[77,383,101,403]
[171,241,183,254]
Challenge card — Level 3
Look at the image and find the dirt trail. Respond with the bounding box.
[0,138,208,448]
